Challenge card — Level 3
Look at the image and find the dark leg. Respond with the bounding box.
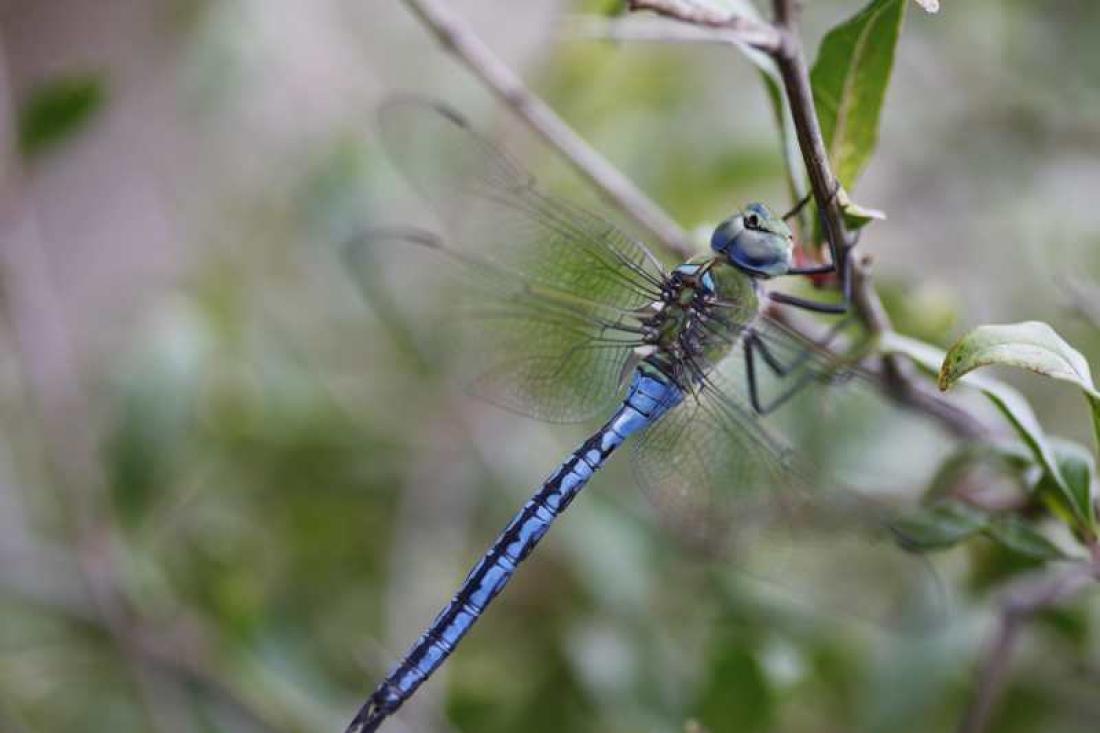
[744,332,762,414]
[782,192,813,222]
[744,333,829,415]
[772,232,859,315]
[787,262,836,276]
[769,291,847,314]
[743,314,856,415]
[753,315,855,377]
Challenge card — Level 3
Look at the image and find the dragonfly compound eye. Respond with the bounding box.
[708,203,794,278]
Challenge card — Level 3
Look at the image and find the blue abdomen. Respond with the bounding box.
[349,369,683,732]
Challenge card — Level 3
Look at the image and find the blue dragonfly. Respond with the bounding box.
[346,97,866,733]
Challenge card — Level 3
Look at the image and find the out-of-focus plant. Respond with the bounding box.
[3,2,1099,733]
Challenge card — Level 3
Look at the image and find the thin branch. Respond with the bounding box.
[765,292,994,440]
[400,0,693,259]
[957,554,1100,733]
[625,0,781,50]
[768,0,849,269]
[565,14,771,48]
[773,0,798,27]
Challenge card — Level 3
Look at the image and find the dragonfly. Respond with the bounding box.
[346,97,864,733]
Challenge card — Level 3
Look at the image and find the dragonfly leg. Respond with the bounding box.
[781,191,813,222]
[743,316,853,416]
[771,233,858,315]
[755,316,854,377]
[744,334,818,415]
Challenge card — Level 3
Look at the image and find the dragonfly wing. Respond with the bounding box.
[746,314,956,494]
[631,370,799,553]
[634,309,953,541]
[378,96,669,311]
[632,362,953,631]
[344,229,640,423]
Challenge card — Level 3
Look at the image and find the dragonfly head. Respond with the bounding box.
[710,203,793,278]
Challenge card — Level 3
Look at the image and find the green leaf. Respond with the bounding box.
[882,332,1087,533]
[984,518,1067,561]
[694,636,774,732]
[810,0,907,189]
[1036,440,1098,537]
[837,186,886,230]
[884,333,1059,496]
[891,501,989,552]
[939,321,1100,457]
[939,321,1097,394]
[18,74,106,159]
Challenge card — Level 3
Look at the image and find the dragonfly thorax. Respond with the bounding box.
[640,257,759,388]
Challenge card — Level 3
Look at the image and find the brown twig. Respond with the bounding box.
[769,0,850,267]
[400,0,692,259]
[957,552,1100,733]
[625,0,780,50]
[565,14,774,48]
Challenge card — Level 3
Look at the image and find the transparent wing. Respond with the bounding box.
[377,96,669,311]
[631,367,799,553]
[632,329,955,630]
[344,229,644,423]
[634,311,938,536]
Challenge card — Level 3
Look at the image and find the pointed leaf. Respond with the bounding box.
[891,501,990,552]
[1036,440,1098,537]
[810,0,907,189]
[837,187,886,230]
[939,321,1100,458]
[882,332,1086,532]
[984,518,1067,562]
[939,321,1097,394]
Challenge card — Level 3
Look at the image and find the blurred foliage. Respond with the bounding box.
[2,1,1100,733]
[17,73,106,159]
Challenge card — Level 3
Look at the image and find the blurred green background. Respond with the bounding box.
[2,1,1100,732]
